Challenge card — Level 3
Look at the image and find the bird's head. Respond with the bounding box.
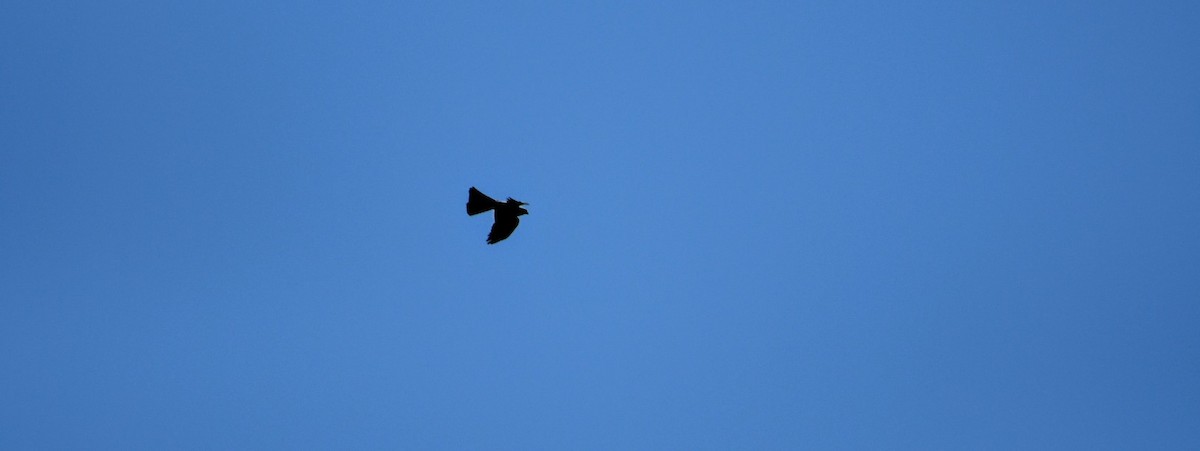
[507,197,529,216]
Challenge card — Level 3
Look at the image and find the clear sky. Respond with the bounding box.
[3,1,1199,449]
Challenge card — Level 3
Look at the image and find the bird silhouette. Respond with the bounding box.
[466,187,529,244]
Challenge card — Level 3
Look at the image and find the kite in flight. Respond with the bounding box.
[466,187,529,244]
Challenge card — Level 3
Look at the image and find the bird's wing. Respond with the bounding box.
[487,214,520,244]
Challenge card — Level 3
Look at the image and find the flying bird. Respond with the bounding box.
[466,187,529,244]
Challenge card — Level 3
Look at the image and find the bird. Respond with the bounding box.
[466,187,529,244]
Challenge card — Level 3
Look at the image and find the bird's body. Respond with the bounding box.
[466,187,529,244]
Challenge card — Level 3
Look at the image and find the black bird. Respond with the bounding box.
[466,187,529,244]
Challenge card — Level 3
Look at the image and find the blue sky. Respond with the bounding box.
[3,1,1199,449]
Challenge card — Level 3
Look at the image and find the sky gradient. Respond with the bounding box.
[3,1,1199,449]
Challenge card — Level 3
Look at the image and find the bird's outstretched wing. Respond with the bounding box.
[487,214,520,244]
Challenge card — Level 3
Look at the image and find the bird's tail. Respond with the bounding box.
[466,187,498,216]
